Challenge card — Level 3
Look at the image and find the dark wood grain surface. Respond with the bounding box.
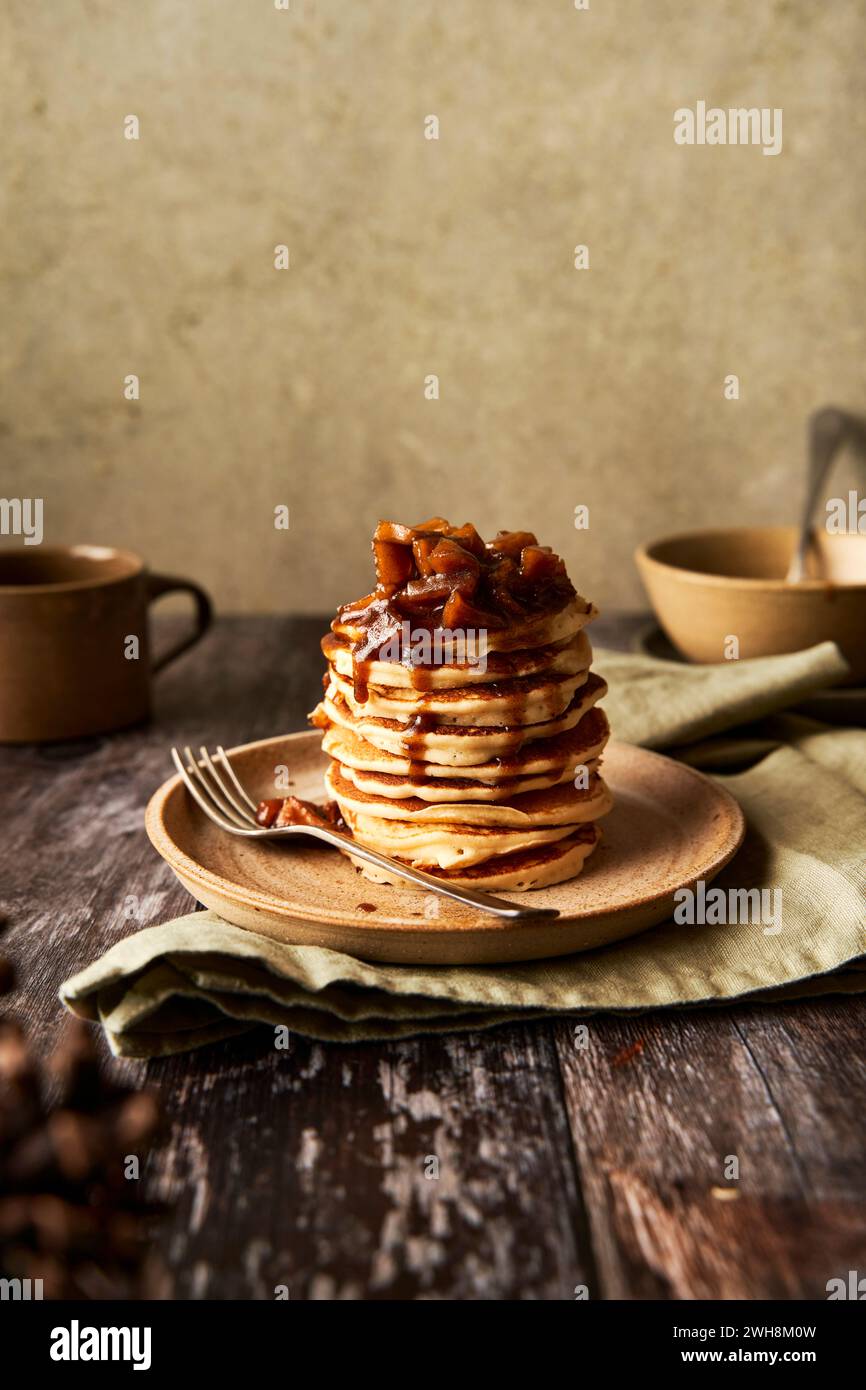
[2,613,865,1301]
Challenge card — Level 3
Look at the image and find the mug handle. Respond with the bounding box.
[146,572,213,674]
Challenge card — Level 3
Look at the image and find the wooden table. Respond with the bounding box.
[2,613,865,1301]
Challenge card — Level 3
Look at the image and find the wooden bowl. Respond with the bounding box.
[635,527,866,683]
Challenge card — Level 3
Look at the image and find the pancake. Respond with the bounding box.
[317,687,610,767]
[326,760,614,827]
[328,740,601,801]
[319,688,608,780]
[345,824,602,890]
[304,519,612,891]
[340,806,579,869]
[322,629,590,691]
[328,663,590,727]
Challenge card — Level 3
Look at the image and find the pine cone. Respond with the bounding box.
[0,917,165,1299]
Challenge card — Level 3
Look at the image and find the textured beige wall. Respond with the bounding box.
[3,0,865,614]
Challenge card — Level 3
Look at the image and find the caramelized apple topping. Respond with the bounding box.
[331,519,578,702]
[344,521,574,629]
[373,538,414,588]
[256,798,284,829]
[256,795,344,831]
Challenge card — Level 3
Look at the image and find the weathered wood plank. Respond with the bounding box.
[144,1023,593,1300]
[554,1003,866,1298]
[730,1000,866,1201]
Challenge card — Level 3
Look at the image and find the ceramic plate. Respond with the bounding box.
[144,731,745,964]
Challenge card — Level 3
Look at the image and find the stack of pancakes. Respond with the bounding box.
[309,520,612,891]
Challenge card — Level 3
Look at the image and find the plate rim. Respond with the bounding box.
[145,730,746,935]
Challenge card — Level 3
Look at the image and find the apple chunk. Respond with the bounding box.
[373,539,414,587]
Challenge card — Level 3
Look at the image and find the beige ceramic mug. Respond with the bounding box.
[0,545,212,742]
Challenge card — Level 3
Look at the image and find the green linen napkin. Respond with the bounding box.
[60,641,866,1057]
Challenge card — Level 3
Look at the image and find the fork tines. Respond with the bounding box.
[171,745,262,834]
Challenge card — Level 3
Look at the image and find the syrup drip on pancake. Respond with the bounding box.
[404,711,435,783]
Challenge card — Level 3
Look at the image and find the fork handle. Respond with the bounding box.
[297,824,560,920]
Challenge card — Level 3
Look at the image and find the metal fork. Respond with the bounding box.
[170,745,559,922]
